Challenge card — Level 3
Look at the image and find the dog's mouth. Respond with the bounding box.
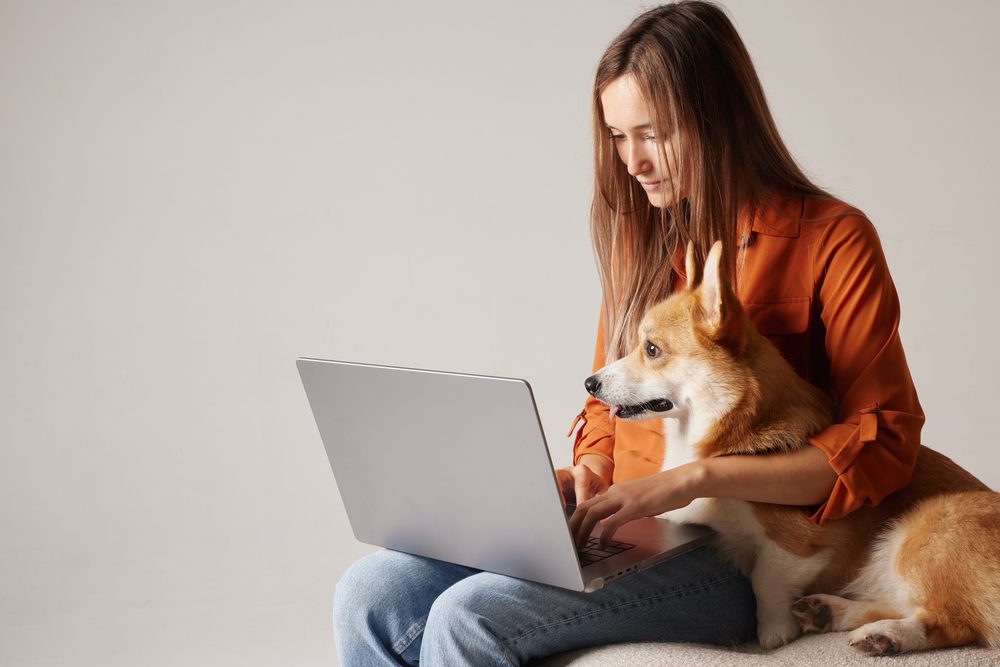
[610,398,674,420]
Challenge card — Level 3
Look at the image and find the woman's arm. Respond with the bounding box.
[567,303,617,470]
[696,446,837,506]
[568,447,835,546]
[559,303,618,506]
[801,213,923,523]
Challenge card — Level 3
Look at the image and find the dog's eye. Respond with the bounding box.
[644,341,661,359]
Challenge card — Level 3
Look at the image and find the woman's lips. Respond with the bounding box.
[640,180,663,191]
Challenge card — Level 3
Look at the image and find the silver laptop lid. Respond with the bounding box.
[297,358,587,591]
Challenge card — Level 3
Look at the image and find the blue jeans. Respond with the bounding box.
[333,544,756,665]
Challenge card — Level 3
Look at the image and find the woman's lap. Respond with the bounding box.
[334,543,756,666]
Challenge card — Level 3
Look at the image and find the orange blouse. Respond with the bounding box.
[567,193,924,524]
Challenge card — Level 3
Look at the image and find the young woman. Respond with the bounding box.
[334,2,923,664]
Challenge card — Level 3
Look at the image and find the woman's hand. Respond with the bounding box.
[568,462,705,548]
[555,462,610,508]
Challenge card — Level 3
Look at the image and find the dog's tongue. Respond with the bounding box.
[610,405,620,421]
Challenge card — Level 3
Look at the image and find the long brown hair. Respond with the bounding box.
[592,0,830,361]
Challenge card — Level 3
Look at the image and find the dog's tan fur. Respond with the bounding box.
[588,241,1000,654]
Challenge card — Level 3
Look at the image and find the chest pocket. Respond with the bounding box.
[745,296,811,335]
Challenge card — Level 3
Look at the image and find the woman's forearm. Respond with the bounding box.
[691,444,837,507]
[568,444,838,545]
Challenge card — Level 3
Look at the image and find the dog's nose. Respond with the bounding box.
[584,375,601,395]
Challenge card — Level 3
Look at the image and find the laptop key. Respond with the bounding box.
[577,537,637,565]
[584,548,616,558]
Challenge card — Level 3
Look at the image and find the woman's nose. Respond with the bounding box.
[626,144,649,177]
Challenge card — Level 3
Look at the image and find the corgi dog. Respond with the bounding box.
[584,241,1000,654]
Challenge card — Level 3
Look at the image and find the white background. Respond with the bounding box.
[2,1,998,664]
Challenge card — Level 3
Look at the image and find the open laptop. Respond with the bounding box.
[297,357,714,592]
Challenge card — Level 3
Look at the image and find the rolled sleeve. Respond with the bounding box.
[806,214,924,523]
[568,303,616,468]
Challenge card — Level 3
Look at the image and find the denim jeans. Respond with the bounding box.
[333,544,756,666]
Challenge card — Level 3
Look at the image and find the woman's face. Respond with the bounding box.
[600,74,686,208]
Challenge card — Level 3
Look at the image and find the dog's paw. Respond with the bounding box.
[792,595,832,634]
[850,632,900,656]
[757,615,801,650]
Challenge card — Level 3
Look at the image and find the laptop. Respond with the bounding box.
[297,357,714,592]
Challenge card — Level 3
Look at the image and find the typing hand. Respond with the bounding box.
[555,463,609,509]
[568,467,699,548]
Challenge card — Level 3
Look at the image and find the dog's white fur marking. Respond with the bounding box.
[841,524,915,613]
[849,617,928,653]
[751,541,830,648]
[661,410,698,473]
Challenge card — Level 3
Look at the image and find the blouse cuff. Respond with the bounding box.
[806,403,923,524]
[567,408,615,466]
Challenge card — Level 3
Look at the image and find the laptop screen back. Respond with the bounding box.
[297,358,586,590]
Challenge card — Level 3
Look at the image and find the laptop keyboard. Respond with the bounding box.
[562,506,637,565]
[577,536,636,566]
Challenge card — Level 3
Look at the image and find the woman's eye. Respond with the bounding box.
[645,341,661,358]
[610,134,625,142]
[644,135,656,141]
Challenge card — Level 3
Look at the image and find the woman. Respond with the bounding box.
[334,2,923,664]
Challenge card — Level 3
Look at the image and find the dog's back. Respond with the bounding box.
[758,446,991,595]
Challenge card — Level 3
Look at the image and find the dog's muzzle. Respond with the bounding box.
[585,374,673,417]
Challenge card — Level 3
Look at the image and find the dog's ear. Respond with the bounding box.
[684,241,698,290]
[695,241,746,348]
[696,240,725,330]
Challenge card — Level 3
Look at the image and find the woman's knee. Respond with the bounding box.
[423,573,538,656]
[422,572,593,665]
[334,550,420,624]
[334,550,481,647]
[424,577,479,630]
[422,575,514,663]
[334,550,440,664]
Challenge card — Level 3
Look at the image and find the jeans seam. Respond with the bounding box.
[492,622,520,667]
[391,614,427,657]
[503,573,742,645]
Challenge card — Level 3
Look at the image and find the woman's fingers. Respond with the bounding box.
[567,500,592,547]
[567,500,584,537]
[571,486,646,547]
[554,466,588,506]
[574,470,590,505]
[554,468,572,507]
[597,506,638,548]
[570,495,621,548]
[565,463,607,505]
[569,473,684,548]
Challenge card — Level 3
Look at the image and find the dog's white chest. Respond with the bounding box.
[658,420,764,571]
[660,417,703,471]
[659,421,732,524]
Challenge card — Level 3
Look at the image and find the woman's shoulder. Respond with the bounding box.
[786,194,890,276]
[758,190,879,246]
[758,190,864,223]
[753,194,885,279]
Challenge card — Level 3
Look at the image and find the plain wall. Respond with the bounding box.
[2,1,998,664]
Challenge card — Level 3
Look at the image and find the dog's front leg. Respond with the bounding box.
[751,542,828,649]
